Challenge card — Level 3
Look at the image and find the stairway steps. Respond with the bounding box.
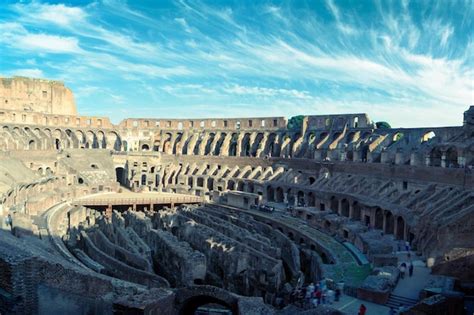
[386,294,418,308]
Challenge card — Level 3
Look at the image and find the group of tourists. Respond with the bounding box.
[288,279,343,309]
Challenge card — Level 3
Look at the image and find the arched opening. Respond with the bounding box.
[445,147,458,168]
[361,145,369,162]
[267,133,276,157]
[250,133,264,157]
[374,207,383,230]
[214,133,226,155]
[229,134,238,156]
[141,144,150,151]
[385,211,395,234]
[197,177,204,187]
[341,199,350,217]
[266,186,275,202]
[353,117,359,128]
[153,140,160,151]
[28,139,35,150]
[276,187,284,203]
[115,167,126,186]
[421,131,436,143]
[141,174,147,186]
[207,178,214,190]
[346,132,355,143]
[430,148,442,167]
[352,201,361,220]
[204,133,215,155]
[307,192,315,207]
[396,216,405,240]
[392,132,404,143]
[297,191,304,206]
[227,181,235,190]
[55,138,61,150]
[241,133,251,156]
[330,196,338,213]
[178,295,235,315]
[162,133,172,153]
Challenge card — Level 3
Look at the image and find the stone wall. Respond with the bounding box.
[0,77,77,116]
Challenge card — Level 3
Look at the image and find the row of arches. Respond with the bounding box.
[266,185,409,240]
[1,125,124,151]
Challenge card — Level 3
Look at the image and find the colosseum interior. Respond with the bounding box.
[0,76,473,315]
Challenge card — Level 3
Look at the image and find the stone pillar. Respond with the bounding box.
[314,150,322,161]
[425,156,430,167]
[132,203,137,211]
[410,152,419,166]
[393,218,399,239]
[404,224,409,241]
[370,208,375,228]
[353,150,361,162]
[441,153,447,168]
[395,152,404,165]
[340,152,346,162]
[349,203,354,219]
[283,193,288,204]
[337,199,342,215]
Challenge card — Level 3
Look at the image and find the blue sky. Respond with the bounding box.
[0,0,472,127]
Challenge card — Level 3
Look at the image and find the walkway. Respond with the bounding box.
[75,191,202,207]
[392,251,432,300]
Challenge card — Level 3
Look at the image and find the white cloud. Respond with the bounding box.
[21,3,87,26]
[175,18,192,33]
[11,68,44,78]
[15,33,81,53]
[0,22,81,54]
[223,85,313,100]
[440,26,454,48]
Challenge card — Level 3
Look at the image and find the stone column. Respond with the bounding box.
[349,202,354,219]
[441,153,447,168]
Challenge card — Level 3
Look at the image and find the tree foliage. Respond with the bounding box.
[288,115,304,130]
[376,121,392,129]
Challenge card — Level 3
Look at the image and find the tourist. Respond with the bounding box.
[408,262,414,277]
[6,213,12,232]
[405,240,410,252]
[358,304,367,315]
[315,289,322,305]
[307,282,315,297]
[400,263,406,279]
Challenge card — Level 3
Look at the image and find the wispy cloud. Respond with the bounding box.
[11,68,44,77]
[0,0,471,127]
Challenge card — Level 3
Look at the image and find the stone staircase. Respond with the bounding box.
[385,293,418,309]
